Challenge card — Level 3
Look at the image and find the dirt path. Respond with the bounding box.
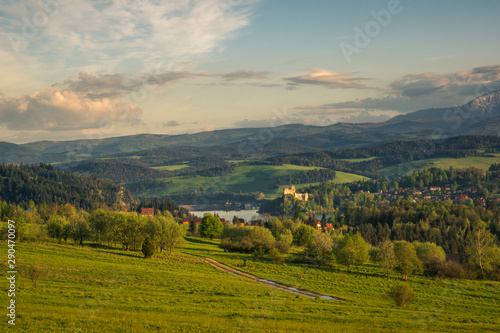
[202,257,350,301]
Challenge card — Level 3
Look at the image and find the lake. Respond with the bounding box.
[190,209,265,222]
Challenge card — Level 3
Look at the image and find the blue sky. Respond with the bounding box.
[0,0,499,143]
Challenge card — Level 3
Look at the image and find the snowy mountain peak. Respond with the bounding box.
[467,90,500,115]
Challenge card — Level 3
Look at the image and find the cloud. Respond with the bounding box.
[164,120,180,127]
[295,65,500,119]
[0,87,141,131]
[223,70,269,81]
[60,70,221,99]
[388,65,500,99]
[0,0,260,69]
[284,69,373,90]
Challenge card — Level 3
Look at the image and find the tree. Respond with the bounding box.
[414,242,446,274]
[308,230,333,264]
[292,224,315,246]
[159,217,186,254]
[46,215,66,243]
[277,229,293,246]
[336,233,369,271]
[378,240,396,280]
[69,214,91,245]
[88,209,109,246]
[393,241,422,280]
[250,227,276,253]
[465,220,496,277]
[199,214,223,240]
[142,235,155,258]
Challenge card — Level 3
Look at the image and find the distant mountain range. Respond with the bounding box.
[1,91,500,165]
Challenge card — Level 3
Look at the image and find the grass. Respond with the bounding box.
[143,164,323,196]
[376,155,500,176]
[340,157,377,163]
[136,165,368,197]
[151,164,190,171]
[7,238,499,332]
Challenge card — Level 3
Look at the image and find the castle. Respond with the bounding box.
[283,185,309,201]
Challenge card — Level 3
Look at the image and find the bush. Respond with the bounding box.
[141,236,155,258]
[26,265,47,288]
[269,248,284,264]
[388,284,416,307]
[437,261,465,279]
[274,241,290,255]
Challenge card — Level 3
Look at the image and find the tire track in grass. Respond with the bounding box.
[202,257,351,301]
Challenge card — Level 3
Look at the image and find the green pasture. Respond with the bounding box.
[5,237,499,332]
[377,155,500,177]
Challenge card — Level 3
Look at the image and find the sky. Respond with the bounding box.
[0,0,500,143]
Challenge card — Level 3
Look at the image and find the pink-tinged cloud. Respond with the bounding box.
[285,69,374,90]
[0,88,142,131]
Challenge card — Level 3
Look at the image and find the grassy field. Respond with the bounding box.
[268,172,369,198]
[5,238,499,332]
[142,164,323,196]
[376,155,500,177]
[340,157,377,163]
[151,164,191,171]
[137,165,367,197]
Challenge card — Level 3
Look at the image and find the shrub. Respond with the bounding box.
[141,236,155,258]
[26,265,47,288]
[269,248,284,264]
[388,283,416,307]
[437,261,465,279]
[274,241,290,255]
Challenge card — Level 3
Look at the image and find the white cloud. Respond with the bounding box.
[0,87,142,131]
[0,0,260,70]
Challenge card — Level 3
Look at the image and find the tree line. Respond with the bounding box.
[0,163,133,210]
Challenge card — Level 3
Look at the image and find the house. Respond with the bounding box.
[182,217,190,225]
[325,223,334,231]
[456,194,468,201]
[430,187,441,191]
[141,208,155,216]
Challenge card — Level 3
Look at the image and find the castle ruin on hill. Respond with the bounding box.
[283,185,309,201]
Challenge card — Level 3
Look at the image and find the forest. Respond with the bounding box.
[0,163,133,210]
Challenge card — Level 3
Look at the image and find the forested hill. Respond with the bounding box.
[0,163,134,209]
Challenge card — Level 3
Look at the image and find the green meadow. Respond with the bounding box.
[151,164,191,171]
[377,155,500,176]
[137,165,366,197]
[4,237,499,332]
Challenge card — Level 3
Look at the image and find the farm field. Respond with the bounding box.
[376,155,500,177]
[7,238,499,332]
